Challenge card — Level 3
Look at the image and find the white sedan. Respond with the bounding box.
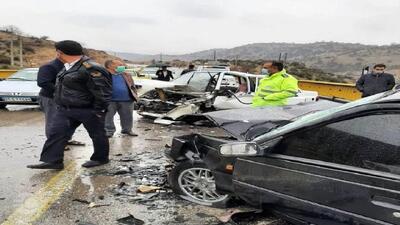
[0,68,40,109]
[135,71,319,123]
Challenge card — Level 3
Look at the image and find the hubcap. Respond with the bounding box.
[178,167,228,204]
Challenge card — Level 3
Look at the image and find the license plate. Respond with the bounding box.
[3,97,32,102]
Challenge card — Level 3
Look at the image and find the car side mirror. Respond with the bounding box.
[260,137,282,152]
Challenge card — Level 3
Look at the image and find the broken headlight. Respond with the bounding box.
[219,142,259,156]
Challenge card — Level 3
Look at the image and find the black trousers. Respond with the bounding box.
[39,107,109,164]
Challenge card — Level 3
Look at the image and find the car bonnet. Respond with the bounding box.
[203,100,342,141]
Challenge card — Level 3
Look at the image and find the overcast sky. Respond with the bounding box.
[1,0,399,54]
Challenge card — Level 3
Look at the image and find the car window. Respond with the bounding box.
[188,73,214,92]
[274,113,400,175]
[220,75,240,91]
[255,91,394,141]
[173,71,195,85]
[7,69,38,81]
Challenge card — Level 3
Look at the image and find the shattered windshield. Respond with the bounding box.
[254,91,393,141]
[173,71,219,92]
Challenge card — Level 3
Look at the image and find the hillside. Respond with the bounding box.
[0,31,121,69]
[115,42,400,77]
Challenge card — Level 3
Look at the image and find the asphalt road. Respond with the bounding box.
[0,105,283,225]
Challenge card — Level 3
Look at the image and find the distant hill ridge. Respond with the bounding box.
[114,42,400,75]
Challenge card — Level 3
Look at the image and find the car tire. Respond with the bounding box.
[0,104,6,109]
[168,161,231,208]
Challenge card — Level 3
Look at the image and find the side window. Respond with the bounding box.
[275,113,400,175]
[220,75,248,93]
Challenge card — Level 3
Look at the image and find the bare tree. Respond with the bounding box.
[0,25,23,35]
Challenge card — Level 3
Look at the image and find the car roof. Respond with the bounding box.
[374,90,400,104]
[21,68,39,71]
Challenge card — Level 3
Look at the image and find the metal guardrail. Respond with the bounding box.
[0,70,18,79]
[299,80,361,101]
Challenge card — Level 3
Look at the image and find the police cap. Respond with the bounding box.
[55,40,83,56]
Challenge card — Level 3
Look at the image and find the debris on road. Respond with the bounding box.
[144,138,162,141]
[216,208,279,225]
[217,208,259,223]
[66,140,85,146]
[88,202,111,208]
[73,198,111,208]
[116,214,145,225]
[73,198,91,204]
[137,185,161,193]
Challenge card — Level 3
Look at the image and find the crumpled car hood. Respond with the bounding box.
[157,85,209,97]
[203,100,342,141]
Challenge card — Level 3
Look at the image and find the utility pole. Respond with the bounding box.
[213,50,216,61]
[283,53,288,64]
[19,37,23,68]
[160,53,162,62]
[234,55,238,66]
[10,39,14,66]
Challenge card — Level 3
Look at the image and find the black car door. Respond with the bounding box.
[233,112,400,225]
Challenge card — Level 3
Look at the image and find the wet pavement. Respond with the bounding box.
[0,105,285,225]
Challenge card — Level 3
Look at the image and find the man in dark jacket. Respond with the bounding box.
[37,58,83,148]
[181,64,195,75]
[27,40,112,169]
[156,65,174,81]
[356,64,395,97]
[104,60,139,137]
[37,58,64,138]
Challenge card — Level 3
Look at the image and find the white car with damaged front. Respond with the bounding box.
[136,71,319,124]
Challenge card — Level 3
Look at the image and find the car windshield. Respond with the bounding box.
[7,69,38,81]
[254,91,393,141]
[173,71,220,91]
[142,67,158,73]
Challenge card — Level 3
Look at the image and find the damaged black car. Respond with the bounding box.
[166,90,400,225]
[165,100,341,207]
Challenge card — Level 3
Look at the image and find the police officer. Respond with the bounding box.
[252,61,299,107]
[27,40,112,169]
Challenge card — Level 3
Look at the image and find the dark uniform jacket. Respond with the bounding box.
[54,56,112,111]
[37,59,64,98]
[156,69,174,81]
[356,73,395,97]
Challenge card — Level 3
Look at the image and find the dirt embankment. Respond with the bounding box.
[0,31,121,68]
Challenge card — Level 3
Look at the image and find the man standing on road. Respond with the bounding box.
[37,58,84,149]
[181,64,195,75]
[27,40,112,169]
[252,61,299,107]
[104,60,139,137]
[356,63,395,97]
[156,65,174,81]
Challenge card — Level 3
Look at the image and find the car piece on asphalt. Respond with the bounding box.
[0,68,40,109]
[136,71,319,124]
[167,89,400,225]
